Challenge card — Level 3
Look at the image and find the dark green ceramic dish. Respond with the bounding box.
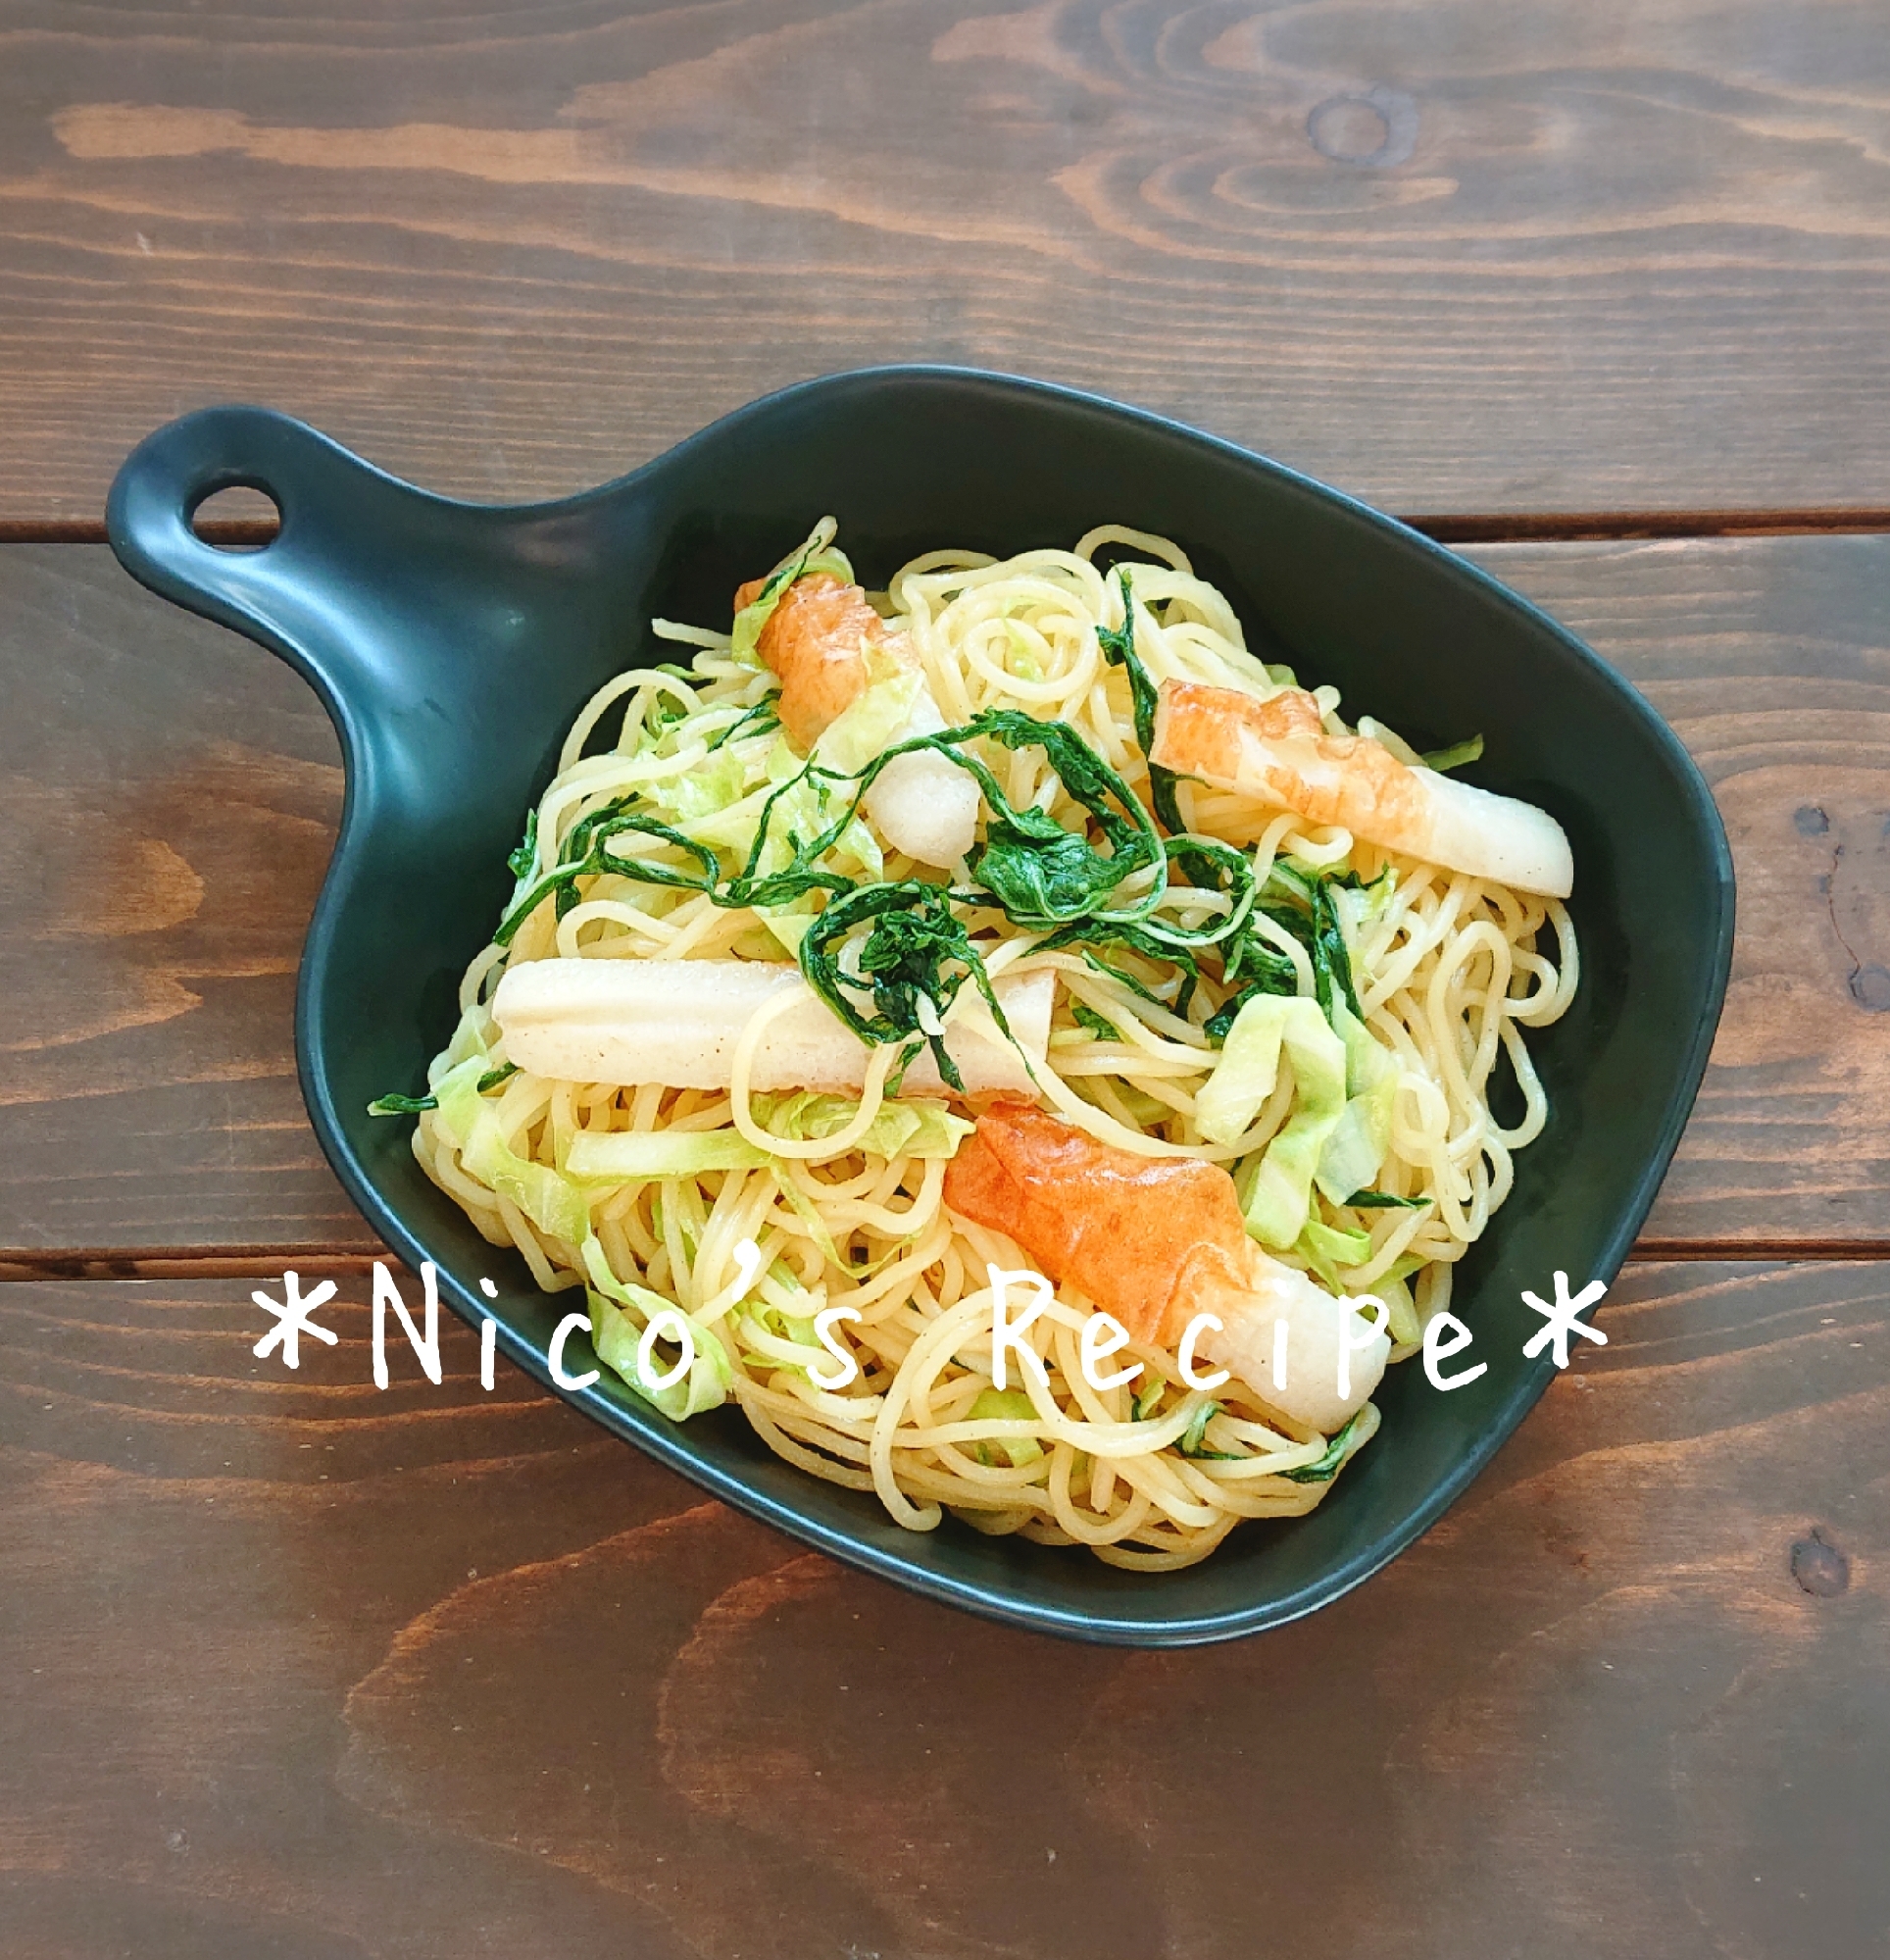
[106,368,1733,1646]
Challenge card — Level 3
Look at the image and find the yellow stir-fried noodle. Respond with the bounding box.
[403,525,1578,1570]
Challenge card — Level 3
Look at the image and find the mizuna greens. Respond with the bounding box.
[482,683,1331,1093]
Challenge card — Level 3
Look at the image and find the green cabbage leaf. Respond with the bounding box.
[433,1057,590,1244]
[1313,1000,1402,1207]
[581,1232,733,1419]
[751,1091,971,1161]
[1195,994,1350,1250]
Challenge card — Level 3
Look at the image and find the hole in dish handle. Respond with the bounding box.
[106,405,429,719]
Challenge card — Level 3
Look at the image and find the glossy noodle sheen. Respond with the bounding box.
[394,525,1579,1571]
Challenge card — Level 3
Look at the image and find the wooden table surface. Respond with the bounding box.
[4,6,1886,1956]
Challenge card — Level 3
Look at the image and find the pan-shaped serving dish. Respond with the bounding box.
[107,368,1733,1645]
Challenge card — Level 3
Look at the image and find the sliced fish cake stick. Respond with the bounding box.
[493,956,1052,1098]
[943,1099,1389,1433]
[1152,679,1572,898]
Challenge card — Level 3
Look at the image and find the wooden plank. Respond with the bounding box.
[6,533,1889,1255]
[4,532,1889,1253]
[5,0,1890,523]
[1489,536,1890,1247]
[2,1259,1882,1956]
[0,543,376,1255]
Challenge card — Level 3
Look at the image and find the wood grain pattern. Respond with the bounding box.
[0,544,376,1255]
[2,1260,1882,1956]
[5,0,1890,522]
[7,6,1884,1948]
[1490,536,1890,1246]
[5,533,1888,1255]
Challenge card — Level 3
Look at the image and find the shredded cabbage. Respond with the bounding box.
[817,663,923,777]
[758,902,820,958]
[433,1057,590,1244]
[967,1387,1045,1467]
[1295,1217,1373,1287]
[1195,994,1349,1248]
[582,1231,733,1418]
[693,741,882,882]
[566,1130,771,1181]
[751,1091,971,1161]
[1377,1273,1421,1346]
[1314,999,1402,1206]
[640,746,752,825]
[736,1258,833,1384]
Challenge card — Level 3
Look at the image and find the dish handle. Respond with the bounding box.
[106,405,474,741]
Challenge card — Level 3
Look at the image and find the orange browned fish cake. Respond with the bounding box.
[1152,678,1574,896]
[733,570,916,751]
[943,1099,1391,1431]
[944,1098,1271,1349]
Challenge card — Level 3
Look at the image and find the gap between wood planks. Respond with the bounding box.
[2,1239,1886,1282]
[7,512,1890,548]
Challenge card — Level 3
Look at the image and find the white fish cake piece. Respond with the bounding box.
[492,956,1052,1097]
[1190,1257,1389,1434]
[857,687,981,872]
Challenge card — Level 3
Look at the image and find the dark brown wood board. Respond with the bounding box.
[1,1259,1881,1958]
[1488,535,1890,1249]
[5,0,1890,524]
[6,3,1886,1949]
[3,533,1887,1260]
[0,543,372,1259]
